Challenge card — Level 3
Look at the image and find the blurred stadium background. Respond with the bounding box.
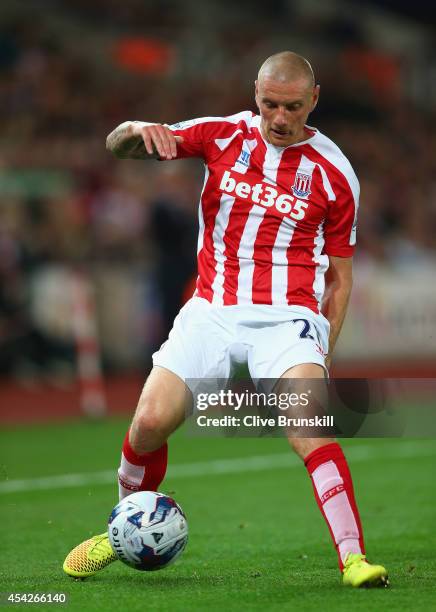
[1,0,435,424]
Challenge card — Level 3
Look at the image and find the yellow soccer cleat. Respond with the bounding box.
[63,533,118,578]
[342,553,389,588]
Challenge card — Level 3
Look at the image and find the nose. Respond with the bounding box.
[274,107,287,126]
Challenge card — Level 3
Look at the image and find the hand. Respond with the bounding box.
[131,122,184,160]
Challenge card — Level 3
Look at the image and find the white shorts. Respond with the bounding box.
[152,297,329,387]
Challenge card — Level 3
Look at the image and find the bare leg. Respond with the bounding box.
[129,366,192,453]
[279,362,335,458]
[118,366,192,498]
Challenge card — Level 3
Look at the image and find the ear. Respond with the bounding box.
[311,84,320,111]
[254,80,260,109]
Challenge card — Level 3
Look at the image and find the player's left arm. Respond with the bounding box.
[321,255,353,369]
[321,158,359,368]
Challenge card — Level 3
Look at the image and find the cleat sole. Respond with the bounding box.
[360,573,390,589]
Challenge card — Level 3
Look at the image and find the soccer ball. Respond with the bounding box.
[107,491,188,571]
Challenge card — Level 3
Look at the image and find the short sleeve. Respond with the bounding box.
[323,171,359,257]
[168,112,254,162]
[168,118,210,159]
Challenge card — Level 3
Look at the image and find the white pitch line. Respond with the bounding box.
[0,441,435,495]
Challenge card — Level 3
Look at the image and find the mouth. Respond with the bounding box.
[270,128,290,138]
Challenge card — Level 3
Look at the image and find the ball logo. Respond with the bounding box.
[112,527,118,535]
[152,532,164,543]
[219,170,308,220]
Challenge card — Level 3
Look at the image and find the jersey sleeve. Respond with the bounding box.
[167,118,210,159]
[323,169,359,258]
[167,112,254,161]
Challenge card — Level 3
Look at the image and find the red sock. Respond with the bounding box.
[304,442,365,570]
[118,429,168,500]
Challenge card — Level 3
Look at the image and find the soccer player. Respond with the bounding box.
[63,51,388,587]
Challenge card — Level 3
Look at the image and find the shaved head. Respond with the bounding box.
[258,51,315,88]
[255,51,319,147]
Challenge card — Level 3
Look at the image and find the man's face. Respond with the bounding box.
[255,77,319,147]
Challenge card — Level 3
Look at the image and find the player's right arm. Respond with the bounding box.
[106,121,184,161]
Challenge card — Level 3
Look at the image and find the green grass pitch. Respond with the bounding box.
[1,418,435,611]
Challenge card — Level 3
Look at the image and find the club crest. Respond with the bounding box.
[292,172,312,199]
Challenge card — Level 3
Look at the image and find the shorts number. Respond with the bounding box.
[291,318,315,340]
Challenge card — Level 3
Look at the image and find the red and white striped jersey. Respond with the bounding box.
[169,110,359,313]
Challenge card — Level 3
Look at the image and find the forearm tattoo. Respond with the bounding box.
[106,122,155,159]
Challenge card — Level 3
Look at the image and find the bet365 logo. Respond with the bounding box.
[219,170,309,220]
